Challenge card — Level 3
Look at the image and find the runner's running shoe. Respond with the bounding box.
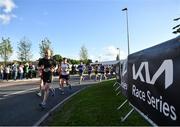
[36,92,42,97]
[39,103,46,109]
[68,84,72,90]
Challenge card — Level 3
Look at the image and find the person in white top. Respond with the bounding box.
[19,64,24,80]
[0,65,4,80]
[5,65,10,81]
[58,58,71,94]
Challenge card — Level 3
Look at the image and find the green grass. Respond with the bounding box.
[47,80,150,126]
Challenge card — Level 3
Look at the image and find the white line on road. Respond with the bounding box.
[3,87,39,97]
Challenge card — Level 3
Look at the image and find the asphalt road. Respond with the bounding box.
[0,75,97,126]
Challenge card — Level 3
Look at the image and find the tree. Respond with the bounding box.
[17,37,32,62]
[172,17,180,34]
[53,54,63,63]
[69,59,80,65]
[79,45,88,64]
[39,37,53,57]
[0,38,13,65]
[87,59,92,64]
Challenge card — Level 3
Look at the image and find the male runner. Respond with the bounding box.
[38,49,56,109]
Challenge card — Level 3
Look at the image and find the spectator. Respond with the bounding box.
[24,63,29,79]
[5,65,10,81]
[12,62,18,80]
[0,65,4,80]
[19,64,24,80]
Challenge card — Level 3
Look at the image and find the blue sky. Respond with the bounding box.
[0,0,180,62]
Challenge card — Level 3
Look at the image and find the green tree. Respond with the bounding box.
[53,54,63,63]
[173,17,180,34]
[87,59,92,65]
[79,45,88,64]
[69,59,80,65]
[39,37,53,57]
[17,37,32,62]
[0,38,13,65]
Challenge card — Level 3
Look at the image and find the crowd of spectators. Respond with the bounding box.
[0,62,37,81]
[0,61,116,81]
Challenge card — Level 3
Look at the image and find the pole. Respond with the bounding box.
[122,8,130,55]
[126,10,130,55]
[117,48,120,60]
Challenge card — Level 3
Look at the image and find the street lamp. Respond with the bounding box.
[116,48,120,60]
[122,8,130,55]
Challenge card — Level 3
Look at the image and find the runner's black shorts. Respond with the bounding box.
[100,71,104,74]
[42,71,52,83]
[79,72,83,76]
[88,71,92,75]
[59,74,70,80]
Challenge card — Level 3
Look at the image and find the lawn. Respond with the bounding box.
[47,80,150,126]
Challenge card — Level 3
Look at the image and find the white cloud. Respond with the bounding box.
[0,0,16,13]
[0,13,16,24]
[101,45,127,61]
[89,45,128,62]
[104,46,119,57]
[0,0,17,24]
[119,50,127,60]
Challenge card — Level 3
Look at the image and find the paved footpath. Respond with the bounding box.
[0,76,98,126]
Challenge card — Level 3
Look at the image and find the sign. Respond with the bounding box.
[120,60,128,97]
[115,61,121,82]
[127,36,180,125]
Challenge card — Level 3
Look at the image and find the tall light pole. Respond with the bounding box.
[122,8,130,55]
[116,48,120,60]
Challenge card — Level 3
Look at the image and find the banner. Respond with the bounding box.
[120,60,128,97]
[114,60,128,97]
[127,36,180,125]
[115,61,121,83]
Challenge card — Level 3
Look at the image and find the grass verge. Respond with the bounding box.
[47,80,150,126]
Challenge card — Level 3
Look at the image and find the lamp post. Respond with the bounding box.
[116,48,120,60]
[122,8,130,55]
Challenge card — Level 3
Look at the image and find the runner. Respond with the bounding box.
[87,64,93,80]
[58,58,71,94]
[99,64,105,82]
[36,65,43,97]
[37,62,55,97]
[94,64,99,81]
[50,69,55,96]
[38,49,56,109]
[77,61,85,84]
[105,65,110,79]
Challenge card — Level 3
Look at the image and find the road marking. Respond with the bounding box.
[3,87,39,97]
[0,97,4,100]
